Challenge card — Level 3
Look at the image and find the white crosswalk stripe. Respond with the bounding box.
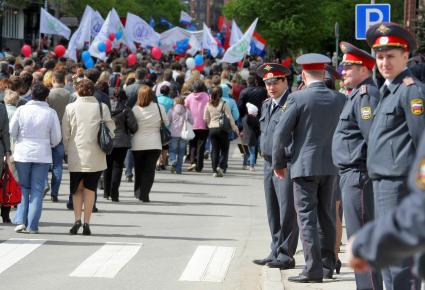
[0,238,47,274]
[69,242,142,278]
[179,246,236,282]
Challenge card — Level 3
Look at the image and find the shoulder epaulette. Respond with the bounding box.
[359,84,368,95]
[403,76,415,86]
[263,97,271,104]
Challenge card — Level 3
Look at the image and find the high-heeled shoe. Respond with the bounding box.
[82,223,91,236]
[335,259,342,274]
[69,220,82,235]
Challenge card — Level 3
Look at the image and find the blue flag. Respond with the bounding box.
[149,16,155,28]
[160,17,174,28]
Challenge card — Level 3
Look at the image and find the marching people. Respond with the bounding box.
[252,63,299,270]
[331,42,383,290]
[272,55,345,282]
[0,101,11,223]
[362,22,425,290]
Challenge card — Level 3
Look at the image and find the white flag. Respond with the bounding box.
[222,18,258,63]
[40,8,71,39]
[230,20,243,46]
[89,8,136,60]
[125,13,160,48]
[159,27,202,53]
[202,23,218,58]
[66,5,94,61]
[180,11,193,24]
[91,10,104,38]
[187,34,201,56]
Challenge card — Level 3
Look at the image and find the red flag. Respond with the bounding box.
[218,16,231,49]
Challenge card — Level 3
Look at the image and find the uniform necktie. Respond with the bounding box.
[271,102,276,113]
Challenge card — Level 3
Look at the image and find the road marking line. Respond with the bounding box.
[179,246,236,282]
[0,238,47,274]
[261,267,284,290]
[70,242,142,278]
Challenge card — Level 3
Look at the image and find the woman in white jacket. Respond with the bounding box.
[9,82,62,234]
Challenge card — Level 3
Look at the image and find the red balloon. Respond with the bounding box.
[54,45,66,58]
[109,32,116,41]
[21,44,32,57]
[195,64,205,72]
[105,39,112,53]
[151,47,162,60]
[127,53,137,66]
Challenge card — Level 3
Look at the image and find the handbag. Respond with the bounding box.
[181,111,195,141]
[219,101,232,133]
[156,102,171,146]
[0,159,22,206]
[97,101,114,154]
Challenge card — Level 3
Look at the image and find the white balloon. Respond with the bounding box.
[186,57,195,70]
[240,69,250,81]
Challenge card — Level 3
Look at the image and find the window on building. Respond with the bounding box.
[2,7,23,39]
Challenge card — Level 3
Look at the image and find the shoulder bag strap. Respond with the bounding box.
[156,102,165,125]
[98,101,104,121]
[221,101,226,113]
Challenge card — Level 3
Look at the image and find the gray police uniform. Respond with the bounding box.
[332,77,383,290]
[367,69,425,290]
[259,90,299,264]
[272,81,345,278]
[352,130,425,282]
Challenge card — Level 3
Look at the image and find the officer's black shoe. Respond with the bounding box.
[252,256,274,266]
[288,273,322,283]
[266,259,295,269]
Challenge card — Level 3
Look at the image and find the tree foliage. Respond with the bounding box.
[224,0,404,55]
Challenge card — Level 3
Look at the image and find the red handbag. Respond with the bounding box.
[0,160,22,206]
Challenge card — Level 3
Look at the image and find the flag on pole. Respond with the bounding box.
[230,20,243,46]
[160,18,174,28]
[91,10,104,38]
[126,13,160,48]
[250,32,267,56]
[40,8,71,39]
[202,23,218,57]
[89,8,136,60]
[217,16,230,49]
[222,18,258,63]
[187,34,201,56]
[66,5,94,61]
[179,11,193,26]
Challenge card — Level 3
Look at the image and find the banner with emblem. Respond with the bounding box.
[125,13,160,48]
[66,5,94,61]
[40,8,71,39]
[91,10,104,38]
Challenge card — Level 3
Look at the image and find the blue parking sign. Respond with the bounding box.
[356,4,391,40]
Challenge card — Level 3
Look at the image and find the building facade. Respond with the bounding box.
[188,0,229,30]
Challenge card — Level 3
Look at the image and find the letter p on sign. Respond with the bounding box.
[355,4,391,40]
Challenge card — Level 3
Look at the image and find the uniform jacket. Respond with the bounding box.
[110,99,138,148]
[367,69,425,179]
[272,81,345,178]
[259,90,290,161]
[62,96,115,172]
[352,131,425,279]
[332,77,379,171]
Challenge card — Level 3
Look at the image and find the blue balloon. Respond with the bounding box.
[98,42,106,52]
[115,32,122,40]
[82,51,91,61]
[194,54,203,66]
[84,58,94,69]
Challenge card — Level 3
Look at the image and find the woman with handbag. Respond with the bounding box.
[62,79,115,235]
[203,86,239,177]
[131,85,169,202]
[9,83,62,233]
[167,97,193,174]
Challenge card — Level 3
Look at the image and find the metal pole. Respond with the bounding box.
[44,0,48,10]
[371,0,377,83]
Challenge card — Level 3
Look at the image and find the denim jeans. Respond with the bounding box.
[124,149,134,178]
[248,146,257,166]
[169,137,187,174]
[14,162,50,231]
[49,142,64,197]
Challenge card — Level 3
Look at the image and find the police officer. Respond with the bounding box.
[365,22,425,290]
[347,130,425,282]
[332,42,383,290]
[252,63,299,269]
[272,54,345,283]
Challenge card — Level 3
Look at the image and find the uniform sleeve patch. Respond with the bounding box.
[416,159,425,190]
[360,106,372,120]
[403,77,415,86]
[411,99,424,115]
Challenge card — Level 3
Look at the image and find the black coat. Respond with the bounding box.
[242,114,260,146]
[237,86,268,118]
[110,100,138,148]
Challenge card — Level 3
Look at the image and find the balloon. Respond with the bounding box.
[186,57,195,70]
[21,44,32,57]
[81,51,91,62]
[128,53,137,66]
[195,64,204,72]
[240,69,250,80]
[115,32,122,40]
[194,54,203,66]
[151,47,162,60]
[84,58,94,69]
[98,42,106,52]
[109,32,115,41]
[54,45,66,57]
[105,39,112,53]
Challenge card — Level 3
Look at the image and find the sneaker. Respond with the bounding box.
[23,229,39,234]
[171,164,176,174]
[188,164,196,171]
[216,167,224,177]
[249,166,255,172]
[242,165,249,170]
[213,173,218,177]
[14,224,26,233]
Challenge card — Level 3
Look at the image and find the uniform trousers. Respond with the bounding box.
[293,175,336,278]
[263,160,298,263]
[132,149,161,201]
[372,178,421,290]
[340,170,383,290]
